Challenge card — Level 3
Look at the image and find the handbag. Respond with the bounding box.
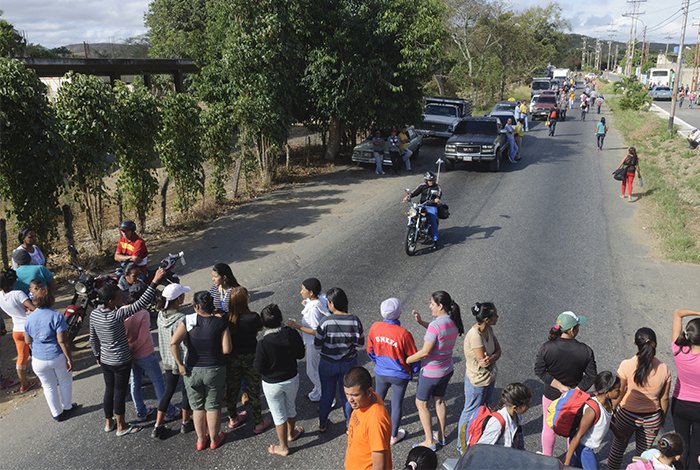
[545,119,551,127]
[437,203,450,220]
[612,167,626,181]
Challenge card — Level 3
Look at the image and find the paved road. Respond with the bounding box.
[3,108,700,469]
[652,98,700,131]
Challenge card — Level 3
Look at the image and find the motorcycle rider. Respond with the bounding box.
[402,172,443,247]
[114,221,149,278]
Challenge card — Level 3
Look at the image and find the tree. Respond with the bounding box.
[0,58,64,246]
[156,92,204,212]
[200,102,237,203]
[0,14,25,57]
[113,82,161,229]
[145,0,209,60]
[614,76,651,111]
[54,72,115,251]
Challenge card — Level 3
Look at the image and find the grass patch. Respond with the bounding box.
[606,97,700,263]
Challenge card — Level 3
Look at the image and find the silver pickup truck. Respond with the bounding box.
[415,97,471,138]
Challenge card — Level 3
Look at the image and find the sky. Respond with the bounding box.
[0,0,694,49]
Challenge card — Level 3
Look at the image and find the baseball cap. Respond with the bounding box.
[162,283,191,301]
[380,298,401,320]
[555,311,587,332]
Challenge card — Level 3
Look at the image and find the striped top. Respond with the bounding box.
[89,285,156,366]
[421,315,459,378]
[314,313,364,362]
[209,285,232,313]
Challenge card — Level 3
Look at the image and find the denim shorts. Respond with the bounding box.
[184,366,226,411]
[416,371,453,401]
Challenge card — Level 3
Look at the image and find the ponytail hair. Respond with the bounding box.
[657,432,684,459]
[432,291,464,335]
[498,382,532,409]
[471,302,497,324]
[674,318,700,354]
[634,327,657,386]
[548,326,563,342]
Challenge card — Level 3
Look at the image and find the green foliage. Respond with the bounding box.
[145,0,208,59]
[113,82,161,229]
[156,92,204,212]
[0,58,64,247]
[54,72,116,251]
[200,102,237,203]
[613,76,652,111]
[0,15,25,57]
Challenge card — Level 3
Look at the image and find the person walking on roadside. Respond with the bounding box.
[90,267,168,436]
[596,117,608,150]
[287,278,330,403]
[23,282,77,421]
[689,91,696,109]
[503,118,518,163]
[581,99,589,121]
[0,269,36,393]
[670,308,700,469]
[514,119,525,161]
[344,366,392,470]
[209,263,240,314]
[315,287,365,433]
[170,291,232,451]
[597,95,605,114]
[366,298,419,446]
[399,127,413,172]
[519,101,530,131]
[534,311,597,456]
[569,91,575,109]
[255,304,305,457]
[151,283,193,438]
[679,89,686,108]
[457,302,501,454]
[607,328,671,470]
[547,109,558,137]
[372,131,386,176]
[616,147,642,200]
[406,291,464,450]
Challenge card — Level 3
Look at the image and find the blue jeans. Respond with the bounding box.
[571,444,599,470]
[319,357,356,427]
[507,136,518,160]
[130,352,175,417]
[457,379,496,453]
[375,375,409,438]
[425,205,439,242]
[373,151,384,174]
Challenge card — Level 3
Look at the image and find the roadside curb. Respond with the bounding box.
[650,103,695,136]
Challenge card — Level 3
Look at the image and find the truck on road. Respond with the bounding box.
[415,96,471,139]
[552,68,570,81]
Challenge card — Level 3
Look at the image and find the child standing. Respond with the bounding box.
[474,382,532,448]
[564,371,622,470]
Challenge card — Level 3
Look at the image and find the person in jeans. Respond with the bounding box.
[170,291,232,451]
[90,268,167,436]
[607,328,671,470]
[315,287,365,433]
[548,109,558,137]
[372,131,385,176]
[458,302,501,454]
[616,147,642,200]
[534,311,597,456]
[224,286,271,434]
[671,308,700,470]
[406,291,464,450]
[152,283,193,438]
[23,282,77,421]
[254,304,305,457]
[124,283,176,422]
[0,269,36,393]
[366,298,419,445]
[596,117,608,150]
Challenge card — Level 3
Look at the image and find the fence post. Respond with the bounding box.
[161,176,169,227]
[0,219,7,269]
[62,204,78,265]
[231,157,242,199]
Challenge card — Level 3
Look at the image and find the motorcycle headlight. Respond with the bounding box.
[408,208,417,217]
[74,281,88,294]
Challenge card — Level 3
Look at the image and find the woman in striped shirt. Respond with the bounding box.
[314,287,364,433]
[90,268,167,436]
[407,291,464,450]
[209,263,240,313]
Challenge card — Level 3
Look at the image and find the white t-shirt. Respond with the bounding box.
[580,397,612,450]
[0,290,31,332]
[11,245,46,268]
[300,296,330,345]
[477,408,520,447]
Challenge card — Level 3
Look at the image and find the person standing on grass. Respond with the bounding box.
[254,304,305,457]
[671,308,700,469]
[366,298,419,446]
[344,366,392,470]
[616,147,642,200]
[0,269,36,393]
[406,291,464,451]
[596,117,608,150]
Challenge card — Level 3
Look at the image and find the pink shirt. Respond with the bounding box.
[672,342,700,402]
[421,315,458,378]
[124,309,155,359]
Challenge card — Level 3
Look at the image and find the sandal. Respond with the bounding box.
[18,380,37,393]
[104,419,116,433]
[253,416,273,434]
[227,414,247,430]
[210,431,226,450]
[288,425,304,442]
[116,424,141,437]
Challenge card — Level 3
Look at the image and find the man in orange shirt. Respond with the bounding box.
[344,367,392,470]
[114,220,149,277]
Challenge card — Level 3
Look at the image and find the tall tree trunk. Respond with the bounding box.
[325,118,341,160]
[434,75,446,96]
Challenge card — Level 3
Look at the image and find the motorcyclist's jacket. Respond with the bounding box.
[116,233,149,273]
[409,183,442,205]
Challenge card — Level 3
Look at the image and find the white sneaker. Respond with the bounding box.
[391,429,406,445]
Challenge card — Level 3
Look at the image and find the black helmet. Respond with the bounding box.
[423,171,436,182]
[119,220,136,232]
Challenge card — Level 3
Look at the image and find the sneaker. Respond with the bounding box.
[164,406,180,422]
[135,406,156,422]
[391,429,406,446]
[151,425,165,439]
[180,420,194,434]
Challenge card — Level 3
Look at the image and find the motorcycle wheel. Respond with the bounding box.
[66,315,83,343]
[405,226,418,256]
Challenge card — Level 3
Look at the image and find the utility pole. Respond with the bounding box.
[691,20,700,92]
[614,44,620,70]
[623,0,647,76]
[664,34,674,57]
[638,26,647,80]
[669,0,690,132]
[595,38,602,70]
[582,37,587,68]
[607,25,618,71]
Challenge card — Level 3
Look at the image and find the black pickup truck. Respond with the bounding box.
[443,117,507,172]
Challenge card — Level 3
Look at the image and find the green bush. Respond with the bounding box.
[613,76,651,111]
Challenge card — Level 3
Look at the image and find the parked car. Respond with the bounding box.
[443,117,507,172]
[531,78,552,98]
[531,94,559,120]
[490,111,517,128]
[416,96,471,138]
[489,100,519,115]
[649,86,673,101]
[351,127,422,166]
[585,72,597,80]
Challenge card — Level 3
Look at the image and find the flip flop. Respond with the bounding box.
[288,425,304,442]
[18,380,37,393]
[253,416,273,434]
[227,414,247,430]
[116,424,141,437]
[104,420,116,433]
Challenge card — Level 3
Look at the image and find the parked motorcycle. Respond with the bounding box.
[404,189,436,256]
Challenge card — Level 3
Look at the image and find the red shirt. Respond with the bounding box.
[116,234,149,273]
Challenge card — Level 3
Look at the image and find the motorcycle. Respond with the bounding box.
[403,189,437,256]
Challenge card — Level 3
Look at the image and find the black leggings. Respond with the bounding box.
[672,397,700,470]
[101,362,132,418]
[158,370,191,412]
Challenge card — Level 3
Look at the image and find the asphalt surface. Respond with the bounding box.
[3,105,700,469]
[652,98,700,131]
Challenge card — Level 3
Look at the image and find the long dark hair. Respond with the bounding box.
[213,263,240,289]
[634,327,657,386]
[0,269,17,293]
[326,287,349,313]
[432,291,464,335]
[675,318,700,354]
[625,147,638,166]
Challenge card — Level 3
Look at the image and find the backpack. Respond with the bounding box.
[546,388,601,437]
[460,405,506,450]
[625,459,655,470]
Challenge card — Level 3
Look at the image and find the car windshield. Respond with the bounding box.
[532,81,550,90]
[535,96,557,104]
[424,104,457,117]
[493,103,515,111]
[655,87,671,91]
[453,120,497,135]
[493,115,511,126]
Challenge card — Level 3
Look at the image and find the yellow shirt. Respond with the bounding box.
[514,123,524,136]
[519,103,528,114]
[399,132,409,149]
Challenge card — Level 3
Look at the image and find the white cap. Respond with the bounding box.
[162,283,191,308]
[380,298,401,320]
